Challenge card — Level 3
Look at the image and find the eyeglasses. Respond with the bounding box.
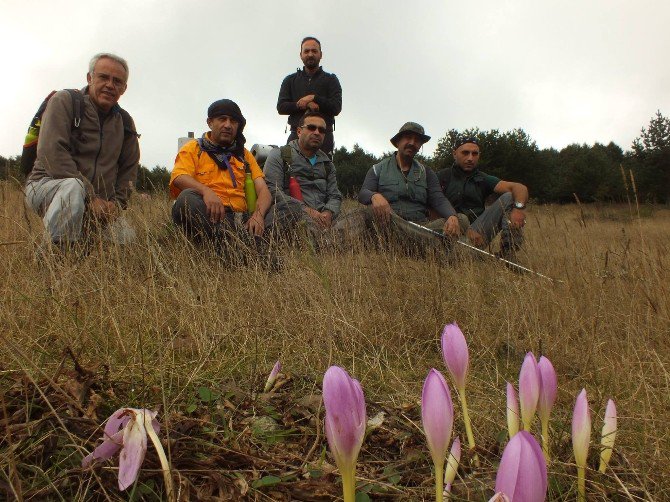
[302,124,327,134]
[92,72,126,89]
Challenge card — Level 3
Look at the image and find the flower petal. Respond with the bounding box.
[82,429,124,467]
[421,369,454,465]
[441,323,469,391]
[519,353,540,430]
[103,408,132,438]
[444,436,461,492]
[599,399,617,472]
[507,382,520,439]
[118,411,148,490]
[537,357,557,422]
[264,360,282,392]
[572,389,591,469]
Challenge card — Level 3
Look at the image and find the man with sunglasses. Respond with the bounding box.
[25,53,140,252]
[336,122,460,251]
[263,111,342,238]
[277,36,342,156]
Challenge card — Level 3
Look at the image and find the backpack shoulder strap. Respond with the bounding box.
[280,144,293,186]
[118,108,140,138]
[65,89,83,128]
[437,167,452,192]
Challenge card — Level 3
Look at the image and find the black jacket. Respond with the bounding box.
[277,67,342,131]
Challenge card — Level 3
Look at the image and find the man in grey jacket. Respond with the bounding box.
[263,111,342,238]
[25,53,140,251]
[336,122,460,250]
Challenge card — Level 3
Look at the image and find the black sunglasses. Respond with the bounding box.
[302,124,327,134]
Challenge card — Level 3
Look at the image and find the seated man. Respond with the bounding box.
[340,122,460,251]
[263,111,342,238]
[25,53,140,252]
[437,136,528,256]
[169,99,272,260]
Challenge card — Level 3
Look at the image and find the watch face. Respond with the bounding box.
[514,202,525,209]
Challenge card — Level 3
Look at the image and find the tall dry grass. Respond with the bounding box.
[0,179,668,500]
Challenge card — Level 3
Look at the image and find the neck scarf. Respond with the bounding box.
[199,134,242,187]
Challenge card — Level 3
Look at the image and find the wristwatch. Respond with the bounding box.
[513,201,526,210]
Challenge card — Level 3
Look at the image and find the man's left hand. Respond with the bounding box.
[307,102,320,111]
[297,94,315,109]
[509,208,526,229]
[442,215,460,237]
[246,212,265,236]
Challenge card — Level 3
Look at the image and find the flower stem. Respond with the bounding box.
[541,418,550,463]
[341,468,356,502]
[435,459,445,502]
[144,415,175,502]
[577,465,586,502]
[459,390,479,467]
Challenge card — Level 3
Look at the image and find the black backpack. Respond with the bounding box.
[20,89,137,176]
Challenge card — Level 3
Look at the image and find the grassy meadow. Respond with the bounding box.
[0,179,669,501]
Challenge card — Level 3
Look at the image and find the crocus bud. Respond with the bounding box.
[537,357,557,423]
[323,366,367,502]
[506,382,520,439]
[441,323,469,392]
[519,352,540,431]
[598,399,617,473]
[263,360,282,392]
[572,389,591,468]
[422,369,454,467]
[444,437,461,493]
[494,431,548,502]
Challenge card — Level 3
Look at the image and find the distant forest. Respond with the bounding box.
[3,110,669,203]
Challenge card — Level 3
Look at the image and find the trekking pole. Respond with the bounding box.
[406,221,560,283]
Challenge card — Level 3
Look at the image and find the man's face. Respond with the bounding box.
[86,57,127,113]
[297,116,327,151]
[300,40,322,70]
[207,115,239,147]
[395,132,424,159]
[453,143,481,172]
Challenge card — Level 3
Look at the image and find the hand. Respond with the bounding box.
[318,210,333,229]
[307,101,320,111]
[297,94,315,109]
[509,208,526,229]
[89,197,118,222]
[467,228,485,247]
[442,215,461,237]
[246,211,265,236]
[202,188,226,223]
[370,193,392,225]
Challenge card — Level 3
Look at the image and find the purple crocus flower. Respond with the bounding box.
[494,430,548,502]
[441,323,469,391]
[82,408,160,490]
[519,352,540,431]
[598,399,617,472]
[572,389,591,502]
[444,436,461,494]
[422,368,454,502]
[323,366,367,502]
[263,360,282,392]
[537,356,557,460]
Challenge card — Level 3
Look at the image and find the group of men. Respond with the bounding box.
[25,40,528,265]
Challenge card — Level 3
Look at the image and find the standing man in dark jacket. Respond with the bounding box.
[25,52,140,252]
[277,36,342,156]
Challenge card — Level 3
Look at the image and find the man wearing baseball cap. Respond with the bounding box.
[334,122,460,252]
[169,99,273,260]
[437,136,528,257]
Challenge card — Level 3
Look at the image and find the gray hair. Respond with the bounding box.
[88,53,129,79]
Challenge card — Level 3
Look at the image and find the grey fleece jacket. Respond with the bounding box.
[263,140,342,217]
[28,87,140,208]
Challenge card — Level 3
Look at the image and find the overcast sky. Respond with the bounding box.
[1,0,668,169]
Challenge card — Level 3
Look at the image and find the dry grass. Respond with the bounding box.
[1,180,668,500]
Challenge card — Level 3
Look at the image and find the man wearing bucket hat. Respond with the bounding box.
[437,135,528,257]
[169,99,273,260]
[333,122,460,251]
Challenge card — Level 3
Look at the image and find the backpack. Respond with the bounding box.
[279,144,332,189]
[20,89,138,176]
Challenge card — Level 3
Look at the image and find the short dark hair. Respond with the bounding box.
[301,36,321,50]
[298,110,326,127]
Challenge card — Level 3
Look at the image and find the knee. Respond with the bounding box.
[498,191,514,206]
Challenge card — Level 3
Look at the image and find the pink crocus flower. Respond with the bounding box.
[507,382,520,439]
[82,408,166,492]
[323,366,367,502]
[494,430,548,502]
[422,369,454,502]
[518,353,540,431]
[263,360,282,392]
[572,389,591,502]
[598,399,617,473]
[537,356,557,460]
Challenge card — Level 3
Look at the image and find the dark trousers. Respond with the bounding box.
[287,129,334,157]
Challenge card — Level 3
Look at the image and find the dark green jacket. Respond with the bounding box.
[437,165,500,223]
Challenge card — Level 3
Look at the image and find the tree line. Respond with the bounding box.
[2,111,669,203]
